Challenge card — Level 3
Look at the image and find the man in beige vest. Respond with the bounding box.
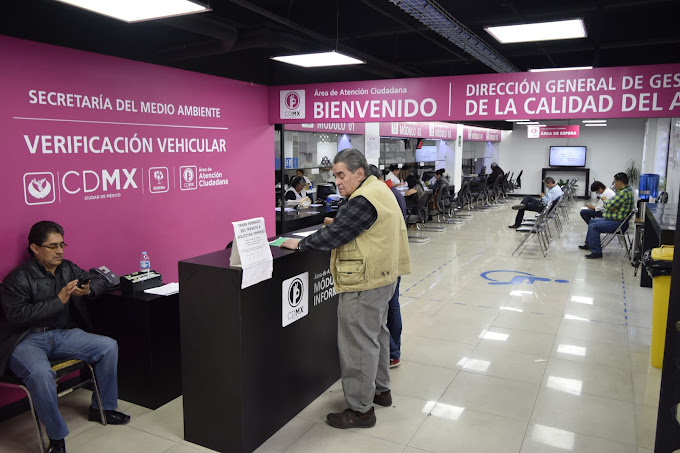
[281,149,411,429]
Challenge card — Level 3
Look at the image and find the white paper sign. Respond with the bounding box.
[282,272,308,327]
[230,217,273,289]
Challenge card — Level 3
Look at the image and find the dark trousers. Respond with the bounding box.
[513,196,545,226]
[580,209,602,224]
[387,276,402,360]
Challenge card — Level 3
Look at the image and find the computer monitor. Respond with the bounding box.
[316,183,336,201]
[549,146,587,167]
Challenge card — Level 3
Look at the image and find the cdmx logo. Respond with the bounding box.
[480,270,569,285]
[179,165,197,191]
[182,167,194,183]
[288,278,304,307]
[24,172,55,205]
[285,92,301,110]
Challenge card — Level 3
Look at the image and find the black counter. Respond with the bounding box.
[179,228,340,453]
[276,204,338,234]
[89,291,182,409]
[641,204,677,287]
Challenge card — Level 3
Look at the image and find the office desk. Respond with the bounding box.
[276,204,338,234]
[88,291,182,409]
[179,228,340,453]
[640,204,677,287]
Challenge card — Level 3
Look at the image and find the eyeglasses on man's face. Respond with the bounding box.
[40,242,68,250]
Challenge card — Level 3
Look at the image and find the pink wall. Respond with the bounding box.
[0,36,274,282]
[0,36,273,408]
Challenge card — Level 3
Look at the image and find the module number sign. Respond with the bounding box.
[282,272,308,327]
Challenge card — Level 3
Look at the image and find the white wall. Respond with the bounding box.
[499,119,646,197]
[666,118,680,204]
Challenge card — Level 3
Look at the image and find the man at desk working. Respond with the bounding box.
[0,221,130,453]
[281,149,411,429]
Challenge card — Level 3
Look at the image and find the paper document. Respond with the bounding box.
[144,282,179,296]
[293,229,320,237]
[269,237,292,246]
[230,217,273,289]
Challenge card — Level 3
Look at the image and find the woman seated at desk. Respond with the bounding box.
[404,174,424,208]
[285,176,308,201]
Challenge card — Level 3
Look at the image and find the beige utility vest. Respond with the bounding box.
[331,176,411,293]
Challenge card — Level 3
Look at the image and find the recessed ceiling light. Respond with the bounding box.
[271,51,365,68]
[582,119,607,123]
[529,66,593,72]
[485,19,587,44]
[55,0,210,23]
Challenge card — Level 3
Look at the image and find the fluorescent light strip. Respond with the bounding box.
[529,66,593,72]
[516,121,540,125]
[55,0,209,23]
[582,120,607,123]
[486,19,587,44]
[505,119,531,122]
[585,123,608,127]
[271,51,364,68]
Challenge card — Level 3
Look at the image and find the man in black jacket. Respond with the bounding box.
[0,221,130,453]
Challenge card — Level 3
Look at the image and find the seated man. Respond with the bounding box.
[509,177,563,228]
[580,181,616,244]
[0,221,130,453]
[487,162,504,187]
[581,172,635,258]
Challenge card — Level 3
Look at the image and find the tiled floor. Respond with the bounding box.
[0,200,661,453]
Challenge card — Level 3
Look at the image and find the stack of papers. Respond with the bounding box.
[144,282,179,296]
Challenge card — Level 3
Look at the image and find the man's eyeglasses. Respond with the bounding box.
[40,242,68,250]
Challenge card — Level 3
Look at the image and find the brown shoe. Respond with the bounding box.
[327,407,376,429]
[373,390,392,407]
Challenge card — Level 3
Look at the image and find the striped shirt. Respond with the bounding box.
[602,185,634,221]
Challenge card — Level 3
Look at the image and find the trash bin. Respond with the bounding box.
[639,173,660,201]
[643,245,674,368]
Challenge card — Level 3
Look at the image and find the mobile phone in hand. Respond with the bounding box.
[77,277,91,288]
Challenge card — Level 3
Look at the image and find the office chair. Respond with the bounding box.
[0,359,106,452]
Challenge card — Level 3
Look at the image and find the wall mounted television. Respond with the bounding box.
[549,146,587,167]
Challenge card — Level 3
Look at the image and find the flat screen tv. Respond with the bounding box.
[549,146,587,167]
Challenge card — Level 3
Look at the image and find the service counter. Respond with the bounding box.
[179,226,340,453]
[641,203,677,287]
[276,204,338,234]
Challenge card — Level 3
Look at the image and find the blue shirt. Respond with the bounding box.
[541,184,563,205]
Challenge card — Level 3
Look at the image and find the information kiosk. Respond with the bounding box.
[178,230,340,453]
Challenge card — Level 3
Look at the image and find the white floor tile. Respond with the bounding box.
[285,423,404,453]
[542,357,633,402]
[531,387,636,445]
[462,343,548,384]
[520,423,637,453]
[477,327,555,356]
[408,406,527,453]
[389,361,457,401]
[400,334,474,369]
[439,371,539,421]
[635,403,658,449]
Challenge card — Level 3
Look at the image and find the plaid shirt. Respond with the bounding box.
[299,194,377,252]
[602,185,634,221]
